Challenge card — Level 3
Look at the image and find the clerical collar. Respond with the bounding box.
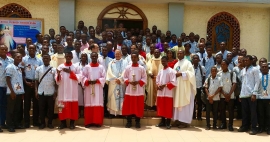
[64,62,72,66]
[90,62,99,67]
[132,63,139,67]
[163,66,169,70]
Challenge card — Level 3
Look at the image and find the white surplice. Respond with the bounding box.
[82,63,106,125]
[55,62,81,120]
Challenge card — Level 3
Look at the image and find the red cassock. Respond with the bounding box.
[56,62,80,120]
[122,63,147,117]
[82,63,106,126]
[156,67,177,118]
[168,59,178,69]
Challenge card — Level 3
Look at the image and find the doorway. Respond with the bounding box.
[102,18,143,31]
[97,2,148,31]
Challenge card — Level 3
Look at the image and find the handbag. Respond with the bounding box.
[201,76,211,104]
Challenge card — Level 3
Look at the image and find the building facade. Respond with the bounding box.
[0,0,269,59]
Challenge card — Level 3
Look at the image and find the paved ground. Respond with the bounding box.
[0,125,269,142]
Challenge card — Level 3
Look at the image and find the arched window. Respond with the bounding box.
[207,12,240,52]
[97,2,148,30]
[0,3,32,18]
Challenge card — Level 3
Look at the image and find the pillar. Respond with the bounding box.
[168,3,184,37]
[59,0,75,31]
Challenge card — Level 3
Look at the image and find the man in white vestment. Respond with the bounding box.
[106,50,128,116]
[173,50,196,128]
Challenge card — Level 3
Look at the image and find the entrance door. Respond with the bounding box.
[97,2,148,31]
[102,19,143,31]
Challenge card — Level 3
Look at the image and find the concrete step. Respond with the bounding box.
[49,117,242,127]
[31,109,239,118]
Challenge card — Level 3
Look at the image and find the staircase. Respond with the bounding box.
[45,110,242,127]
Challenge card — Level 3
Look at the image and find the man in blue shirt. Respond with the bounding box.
[6,53,24,132]
[202,46,216,77]
[169,34,177,48]
[21,44,43,128]
[238,55,260,135]
[257,63,270,135]
[187,32,199,54]
[0,44,14,132]
[106,41,115,59]
[216,42,231,60]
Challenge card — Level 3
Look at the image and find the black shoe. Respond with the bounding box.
[155,122,165,127]
[0,128,3,132]
[95,124,101,128]
[15,125,25,129]
[257,128,264,133]
[69,124,75,130]
[249,129,257,135]
[197,117,202,121]
[135,123,141,128]
[238,126,248,132]
[33,122,40,127]
[8,128,15,132]
[85,124,91,128]
[58,123,67,129]
[212,125,218,130]
[205,126,210,130]
[267,130,270,135]
[228,125,234,131]
[24,123,30,128]
[219,124,227,129]
[1,125,7,129]
[39,124,45,129]
[166,125,171,129]
[125,122,132,128]
[47,124,54,129]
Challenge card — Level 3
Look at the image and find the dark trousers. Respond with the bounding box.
[103,84,108,114]
[24,81,39,125]
[241,97,257,129]
[6,95,22,128]
[18,100,23,123]
[127,115,140,123]
[206,100,219,127]
[257,99,270,130]
[193,88,202,118]
[235,96,242,119]
[161,117,171,125]
[0,87,7,126]
[220,98,234,126]
[39,94,54,125]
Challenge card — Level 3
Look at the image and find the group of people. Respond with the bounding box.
[0,21,269,136]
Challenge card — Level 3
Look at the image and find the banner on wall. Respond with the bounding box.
[0,18,44,51]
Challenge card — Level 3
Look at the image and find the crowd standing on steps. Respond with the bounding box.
[0,21,269,136]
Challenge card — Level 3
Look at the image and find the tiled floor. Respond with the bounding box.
[0,125,269,142]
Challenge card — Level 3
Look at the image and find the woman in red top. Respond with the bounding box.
[167,49,177,68]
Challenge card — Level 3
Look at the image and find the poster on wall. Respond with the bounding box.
[0,18,44,51]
